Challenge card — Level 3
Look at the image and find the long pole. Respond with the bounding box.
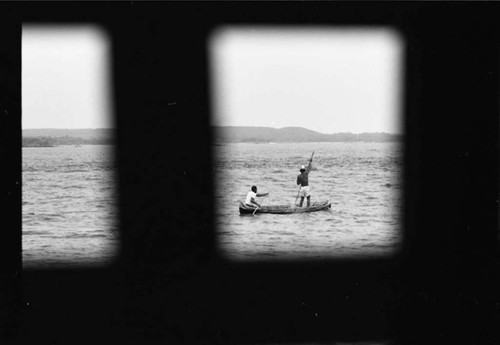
[295,151,314,205]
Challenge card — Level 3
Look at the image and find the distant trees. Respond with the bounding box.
[22,136,114,147]
[22,136,57,147]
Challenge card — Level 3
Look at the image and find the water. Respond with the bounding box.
[23,145,119,268]
[214,142,402,261]
[22,142,402,267]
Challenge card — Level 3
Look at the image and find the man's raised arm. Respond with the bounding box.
[306,156,313,173]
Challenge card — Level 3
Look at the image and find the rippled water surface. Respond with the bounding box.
[23,145,119,268]
[214,142,402,261]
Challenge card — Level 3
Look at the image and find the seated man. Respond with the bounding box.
[245,186,269,208]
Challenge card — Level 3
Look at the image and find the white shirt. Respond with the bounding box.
[245,191,257,205]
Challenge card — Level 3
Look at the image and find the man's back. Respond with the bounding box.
[297,172,309,187]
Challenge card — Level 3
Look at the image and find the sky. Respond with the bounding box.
[210,27,403,134]
[22,25,112,129]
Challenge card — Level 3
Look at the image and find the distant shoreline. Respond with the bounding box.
[22,137,113,147]
[22,128,114,147]
[213,126,402,143]
[22,135,113,147]
[23,143,112,148]
[22,127,402,146]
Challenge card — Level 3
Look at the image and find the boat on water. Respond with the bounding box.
[239,200,331,215]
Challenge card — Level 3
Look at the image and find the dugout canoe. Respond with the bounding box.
[239,200,331,215]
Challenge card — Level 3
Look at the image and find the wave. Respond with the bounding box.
[36,233,109,239]
[71,234,108,239]
[61,185,87,190]
[23,168,59,173]
[64,169,92,173]
[41,214,65,221]
[23,230,54,236]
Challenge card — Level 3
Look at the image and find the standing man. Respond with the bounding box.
[297,155,313,207]
[245,186,269,209]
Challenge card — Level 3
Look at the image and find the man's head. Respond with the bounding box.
[251,186,257,193]
[300,165,306,173]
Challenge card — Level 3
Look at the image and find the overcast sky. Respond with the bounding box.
[210,27,403,134]
[22,25,112,129]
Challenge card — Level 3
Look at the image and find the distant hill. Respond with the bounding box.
[22,128,114,147]
[213,126,402,143]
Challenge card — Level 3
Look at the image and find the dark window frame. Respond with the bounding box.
[1,2,499,344]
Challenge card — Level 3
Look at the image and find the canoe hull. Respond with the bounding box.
[239,201,331,214]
